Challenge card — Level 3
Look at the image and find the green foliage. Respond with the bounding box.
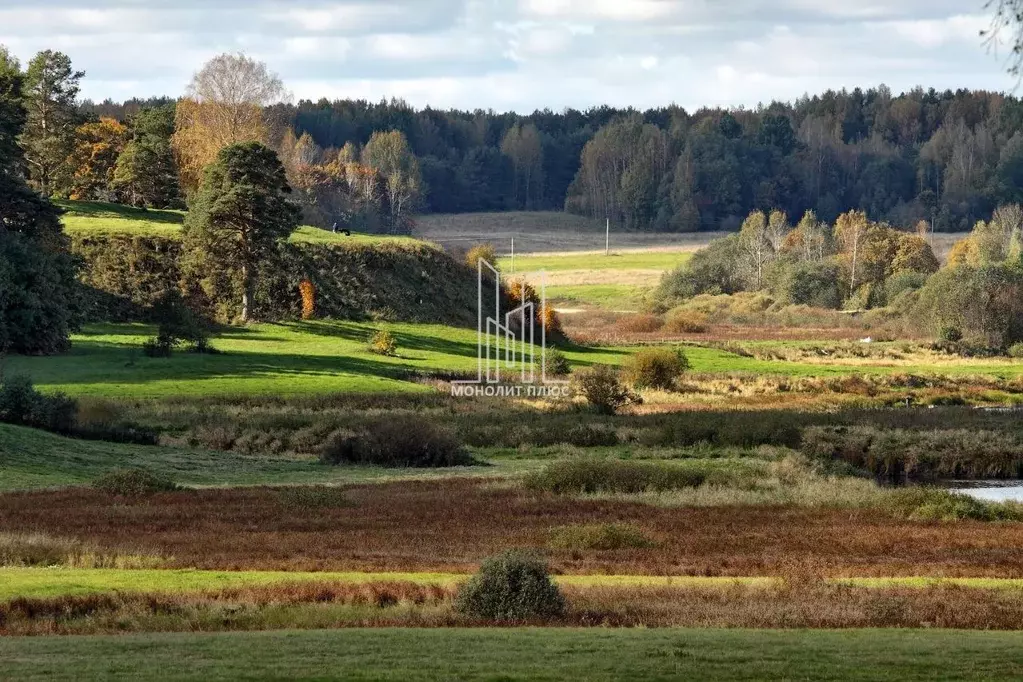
[882,487,1023,522]
[524,459,708,494]
[914,264,1023,347]
[547,523,655,551]
[656,235,742,303]
[368,330,397,356]
[453,551,565,622]
[1008,342,1023,358]
[939,326,964,343]
[573,364,640,415]
[92,468,178,496]
[625,347,690,390]
[535,345,570,378]
[320,419,471,468]
[113,104,179,208]
[772,259,844,309]
[182,142,301,322]
[0,375,76,434]
[21,50,83,196]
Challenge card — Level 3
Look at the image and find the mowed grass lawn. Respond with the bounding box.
[4,628,1023,681]
[8,321,1023,398]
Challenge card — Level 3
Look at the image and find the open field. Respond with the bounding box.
[5,479,1023,576]
[4,628,1023,681]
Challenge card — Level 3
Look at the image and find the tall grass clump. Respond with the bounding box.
[93,468,179,496]
[0,532,164,569]
[525,459,709,495]
[625,347,690,390]
[320,418,472,467]
[454,551,565,622]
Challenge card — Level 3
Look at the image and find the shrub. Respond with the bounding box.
[0,375,77,434]
[524,459,708,495]
[625,347,690,390]
[1008,342,1023,359]
[142,333,175,358]
[574,365,640,415]
[773,259,844,309]
[368,330,397,356]
[663,310,707,334]
[613,313,663,334]
[540,303,563,337]
[547,523,655,551]
[465,243,498,271]
[939,326,963,343]
[320,419,471,468]
[535,346,570,378]
[299,279,316,320]
[149,289,213,354]
[93,468,179,496]
[454,551,565,622]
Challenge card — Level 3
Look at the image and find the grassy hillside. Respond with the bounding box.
[57,200,423,246]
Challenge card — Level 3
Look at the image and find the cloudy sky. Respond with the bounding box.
[0,1,1017,112]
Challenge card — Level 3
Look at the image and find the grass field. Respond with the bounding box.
[498,250,693,274]
[58,200,423,246]
[8,321,1023,399]
[4,628,1023,681]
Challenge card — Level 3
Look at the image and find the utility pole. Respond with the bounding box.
[605,218,610,256]
[510,237,515,274]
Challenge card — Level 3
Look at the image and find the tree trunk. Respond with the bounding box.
[241,261,252,323]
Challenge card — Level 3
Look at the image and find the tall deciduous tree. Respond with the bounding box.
[66,117,126,200]
[182,142,300,322]
[361,130,422,233]
[737,210,773,289]
[501,123,544,209]
[835,210,871,291]
[172,53,288,194]
[20,50,83,197]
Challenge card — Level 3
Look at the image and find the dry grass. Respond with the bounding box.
[0,532,164,569]
[3,481,1023,577]
[4,579,1023,634]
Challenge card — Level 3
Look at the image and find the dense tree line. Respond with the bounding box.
[78,86,1023,233]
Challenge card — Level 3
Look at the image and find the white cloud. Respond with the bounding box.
[0,0,1014,112]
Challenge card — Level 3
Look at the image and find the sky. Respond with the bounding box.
[0,1,1018,113]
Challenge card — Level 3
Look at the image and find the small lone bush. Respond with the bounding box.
[368,330,397,356]
[465,243,498,271]
[454,551,565,621]
[663,310,708,334]
[535,346,570,378]
[625,347,690,390]
[574,365,640,415]
[0,375,76,434]
[145,290,214,356]
[142,332,175,358]
[1008,342,1023,359]
[93,468,178,496]
[321,418,471,468]
[939,326,963,343]
[547,523,655,551]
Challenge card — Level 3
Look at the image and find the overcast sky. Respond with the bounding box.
[0,1,1017,112]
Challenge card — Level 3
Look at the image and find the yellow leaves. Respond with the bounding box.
[172,97,270,195]
[66,117,127,199]
[947,237,979,267]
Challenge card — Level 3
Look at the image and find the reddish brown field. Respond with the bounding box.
[3,479,1023,577]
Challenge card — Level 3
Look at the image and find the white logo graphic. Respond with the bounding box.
[451,259,570,397]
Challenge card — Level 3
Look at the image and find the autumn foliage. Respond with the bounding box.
[299,279,315,320]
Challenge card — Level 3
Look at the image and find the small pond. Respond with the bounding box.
[947,481,1023,503]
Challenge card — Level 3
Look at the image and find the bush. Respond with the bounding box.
[547,523,655,551]
[524,459,708,495]
[465,243,498,271]
[320,418,471,467]
[368,330,397,356]
[142,333,175,358]
[535,346,570,378]
[773,259,844,309]
[625,347,690,390]
[939,326,963,343]
[1008,342,1023,359]
[0,375,76,434]
[149,289,213,354]
[454,551,565,622]
[663,310,707,334]
[574,365,640,415]
[93,468,178,496]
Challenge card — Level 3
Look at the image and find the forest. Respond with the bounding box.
[80,86,1023,234]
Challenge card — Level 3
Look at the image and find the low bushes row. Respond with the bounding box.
[524,459,713,495]
[802,426,1023,481]
[320,418,472,468]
